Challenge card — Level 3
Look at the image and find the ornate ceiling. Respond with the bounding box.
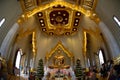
[19,0,99,36]
[36,5,81,35]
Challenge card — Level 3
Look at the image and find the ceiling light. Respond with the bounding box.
[38,12,43,17]
[53,14,56,16]
[65,18,68,20]
[40,20,43,23]
[51,18,54,20]
[63,22,66,24]
[76,12,81,17]
[76,19,79,22]
[63,14,66,16]
[0,18,5,27]
[73,28,77,31]
[66,32,70,35]
[42,28,46,31]
[58,12,61,14]
[75,23,78,26]
[77,13,81,16]
[38,13,41,16]
[41,24,44,26]
[49,32,53,35]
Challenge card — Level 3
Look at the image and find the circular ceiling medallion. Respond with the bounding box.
[50,10,69,25]
[56,16,63,22]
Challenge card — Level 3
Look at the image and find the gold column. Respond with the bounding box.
[83,31,87,57]
[83,31,87,67]
[31,32,36,71]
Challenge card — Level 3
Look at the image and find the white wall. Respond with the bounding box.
[99,22,120,58]
[96,0,120,48]
[0,23,19,59]
[0,0,22,47]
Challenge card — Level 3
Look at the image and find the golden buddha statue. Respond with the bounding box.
[54,53,64,67]
[49,49,70,69]
[53,50,64,67]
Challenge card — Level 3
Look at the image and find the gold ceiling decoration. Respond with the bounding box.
[21,1,96,17]
[18,0,100,35]
[36,4,81,35]
[45,41,74,60]
[19,0,98,17]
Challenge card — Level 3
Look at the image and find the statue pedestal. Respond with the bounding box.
[49,65,70,69]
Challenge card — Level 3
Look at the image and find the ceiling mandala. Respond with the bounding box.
[50,10,69,25]
[37,4,81,36]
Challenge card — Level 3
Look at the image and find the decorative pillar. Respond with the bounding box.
[31,32,37,71]
[83,31,88,67]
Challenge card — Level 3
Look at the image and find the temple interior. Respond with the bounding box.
[0,0,120,80]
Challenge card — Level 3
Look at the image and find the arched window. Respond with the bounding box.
[15,49,22,69]
[98,49,104,65]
